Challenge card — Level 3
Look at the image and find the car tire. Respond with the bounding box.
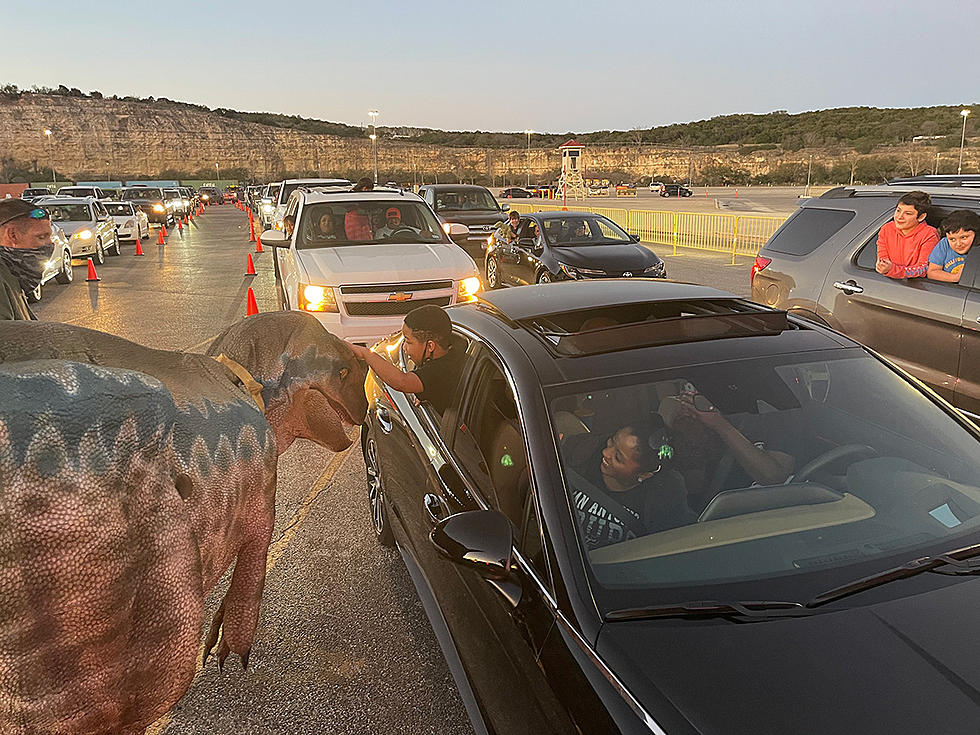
[109,235,121,256]
[26,282,42,303]
[485,255,501,289]
[54,248,73,284]
[94,240,105,265]
[363,426,395,547]
[537,271,553,284]
[141,223,149,240]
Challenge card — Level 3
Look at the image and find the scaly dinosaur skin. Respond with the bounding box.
[0,313,367,735]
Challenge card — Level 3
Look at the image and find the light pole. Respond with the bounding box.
[368,109,379,183]
[105,160,110,182]
[215,162,220,184]
[524,129,533,188]
[43,129,54,187]
[958,109,971,175]
[935,151,941,175]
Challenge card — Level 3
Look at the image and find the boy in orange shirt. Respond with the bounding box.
[875,190,939,279]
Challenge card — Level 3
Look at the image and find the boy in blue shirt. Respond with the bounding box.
[928,209,979,283]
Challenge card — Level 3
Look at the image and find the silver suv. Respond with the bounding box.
[751,184,980,418]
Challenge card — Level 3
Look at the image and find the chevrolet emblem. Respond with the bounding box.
[387,292,413,302]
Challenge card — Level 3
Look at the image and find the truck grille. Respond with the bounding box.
[340,280,452,294]
[344,296,451,316]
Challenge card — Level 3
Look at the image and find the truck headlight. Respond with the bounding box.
[152,203,165,213]
[298,284,339,313]
[76,229,93,240]
[457,276,481,301]
[201,194,210,201]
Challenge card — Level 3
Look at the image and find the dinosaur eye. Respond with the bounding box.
[339,367,350,381]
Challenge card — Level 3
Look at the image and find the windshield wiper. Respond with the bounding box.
[807,542,980,608]
[605,600,812,622]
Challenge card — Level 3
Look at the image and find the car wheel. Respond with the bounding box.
[55,248,73,284]
[141,223,149,240]
[485,255,501,289]
[26,282,42,303]
[364,427,394,547]
[537,270,553,284]
[94,240,105,265]
[109,235,121,256]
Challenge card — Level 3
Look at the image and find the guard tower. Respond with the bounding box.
[555,139,588,200]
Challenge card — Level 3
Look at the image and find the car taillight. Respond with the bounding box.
[750,256,771,286]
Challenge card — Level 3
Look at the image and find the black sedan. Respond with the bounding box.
[660,184,693,197]
[499,187,535,198]
[485,211,665,288]
[362,280,980,734]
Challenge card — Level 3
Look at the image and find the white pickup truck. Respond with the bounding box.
[262,188,481,345]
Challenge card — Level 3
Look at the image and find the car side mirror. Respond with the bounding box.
[430,509,521,606]
[260,229,289,247]
[448,223,468,237]
[517,237,537,250]
[500,202,510,211]
[630,234,641,243]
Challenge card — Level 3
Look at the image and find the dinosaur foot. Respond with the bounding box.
[203,598,254,671]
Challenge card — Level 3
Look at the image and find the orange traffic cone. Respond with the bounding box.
[162,225,168,237]
[177,218,183,231]
[188,211,194,222]
[249,220,256,242]
[157,228,165,245]
[85,257,100,281]
[255,234,263,253]
[245,287,258,316]
[135,239,144,256]
[245,252,256,275]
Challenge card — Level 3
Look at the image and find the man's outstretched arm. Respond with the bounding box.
[349,343,423,394]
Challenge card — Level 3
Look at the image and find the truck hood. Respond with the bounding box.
[597,580,980,734]
[437,210,508,228]
[296,242,478,286]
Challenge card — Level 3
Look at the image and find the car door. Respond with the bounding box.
[821,218,967,402]
[434,350,573,734]
[954,249,980,418]
[92,202,111,244]
[275,197,303,309]
[505,222,543,286]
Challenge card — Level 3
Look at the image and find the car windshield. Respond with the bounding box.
[296,201,445,249]
[550,350,980,611]
[122,188,163,201]
[540,215,632,245]
[433,189,499,212]
[59,188,93,196]
[103,203,133,216]
[23,189,49,196]
[46,204,93,222]
[267,184,281,200]
[165,189,180,198]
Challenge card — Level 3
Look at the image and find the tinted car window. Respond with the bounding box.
[550,350,980,609]
[122,188,164,200]
[765,208,855,256]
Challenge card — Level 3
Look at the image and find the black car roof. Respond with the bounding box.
[477,280,735,321]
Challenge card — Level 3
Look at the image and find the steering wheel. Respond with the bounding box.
[385,226,417,238]
[793,444,878,483]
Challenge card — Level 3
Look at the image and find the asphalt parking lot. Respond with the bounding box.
[29,205,753,732]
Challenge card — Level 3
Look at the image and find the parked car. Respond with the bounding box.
[362,278,980,734]
[20,188,53,203]
[26,221,73,302]
[261,187,479,345]
[103,201,149,242]
[751,183,980,418]
[485,211,665,288]
[120,186,174,225]
[197,186,221,206]
[499,187,534,199]
[417,184,510,260]
[56,186,110,200]
[660,183,693,197]
[38,196,120,263]
[648,181,664,192]
[269,178,352,231]
[258,182,281,226]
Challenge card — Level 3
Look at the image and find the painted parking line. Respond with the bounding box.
[144,446,352,735]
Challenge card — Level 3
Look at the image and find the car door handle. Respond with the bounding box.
[833,280,864,295]
[423,493,449,525]
[375,406,392,433]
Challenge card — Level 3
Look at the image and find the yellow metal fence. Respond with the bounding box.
[507,202,786,262]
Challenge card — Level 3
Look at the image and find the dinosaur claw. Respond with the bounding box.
[241,648,251,671]
[217,640,230,672]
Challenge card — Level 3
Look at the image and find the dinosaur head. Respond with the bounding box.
[206,313,368,453]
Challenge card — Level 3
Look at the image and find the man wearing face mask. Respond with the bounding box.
[347,305,466,415]
[0,199,55,320]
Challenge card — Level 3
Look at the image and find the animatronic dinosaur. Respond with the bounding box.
[0,312,367,734]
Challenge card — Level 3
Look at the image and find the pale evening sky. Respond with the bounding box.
[2,0,976,133]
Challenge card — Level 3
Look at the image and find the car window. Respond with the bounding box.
[103,203,132,216]
[452,358,532,532]
[766,208,856,256]
[549,349,980,612]
[46,204,92,222]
